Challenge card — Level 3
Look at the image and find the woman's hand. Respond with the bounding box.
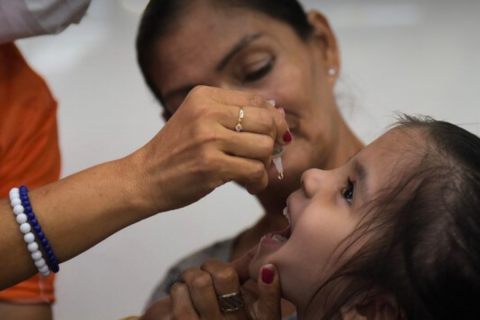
[141,248,282,320]
[126,86,291,215]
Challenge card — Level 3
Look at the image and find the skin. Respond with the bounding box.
[148,3,363,316]
[249,127,423,318]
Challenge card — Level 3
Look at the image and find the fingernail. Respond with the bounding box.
[268,100,276,107]
[283,130,293,142]
[261,265,275,284]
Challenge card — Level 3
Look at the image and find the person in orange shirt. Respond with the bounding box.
[0,42,59,319]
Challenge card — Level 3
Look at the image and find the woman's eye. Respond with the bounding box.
[243,60,273,82]
[342,179,355,204]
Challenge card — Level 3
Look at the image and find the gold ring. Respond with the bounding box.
[217,291,244,312]
[235,108,245,132]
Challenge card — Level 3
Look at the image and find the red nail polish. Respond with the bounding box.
[283,130,293,142]
[261,267,275,284]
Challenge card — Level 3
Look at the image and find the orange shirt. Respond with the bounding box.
[0,42,60,303]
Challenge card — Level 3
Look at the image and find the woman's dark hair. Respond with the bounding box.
[312,115,480,319]
[136,0,314,106]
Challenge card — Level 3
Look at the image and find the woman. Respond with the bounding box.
[136,0,363,315]
[145,116,480,319]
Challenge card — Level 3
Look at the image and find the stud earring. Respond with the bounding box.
[328,67,336,77]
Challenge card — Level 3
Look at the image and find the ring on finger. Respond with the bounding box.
[235,107,245,132]
[217,291,244,313]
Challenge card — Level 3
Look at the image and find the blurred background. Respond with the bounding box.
[16,0,480,318]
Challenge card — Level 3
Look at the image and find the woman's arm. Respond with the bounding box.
[0,86,290,290]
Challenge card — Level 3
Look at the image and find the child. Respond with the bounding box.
[145,115,480,320]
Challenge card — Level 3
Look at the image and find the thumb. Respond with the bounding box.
[255,264,282,320]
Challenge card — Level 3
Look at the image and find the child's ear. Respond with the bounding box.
[354,296,400,320]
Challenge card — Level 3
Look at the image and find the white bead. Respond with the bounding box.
[35,258,46,268]
[31,250,43,261]
[20,223,31,233]
[9,188,19,197]
[16,213,27,224]
[13,205,24,215]
[10,198,21,207]
[28,242,39,253]
[39,265,50,274]
[24,232,35,243]
[40,269,51,277]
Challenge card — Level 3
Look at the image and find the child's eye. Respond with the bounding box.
[341,179,355,204]
[243,60,273,82]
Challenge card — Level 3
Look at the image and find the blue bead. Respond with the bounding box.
[20,185,28,191]
[41,238,48,245]
[34,225,42,232]
[30,219,38,226]
[25,206,32,213]
[51,265,60,273]
[27,213,35,220]
[23,200,30,207]
[37,232,45,239]
[44,244,51,251]
[20,196,28,202]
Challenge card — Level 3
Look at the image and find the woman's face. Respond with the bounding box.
[149,4,343,194]
[248,128,423,311]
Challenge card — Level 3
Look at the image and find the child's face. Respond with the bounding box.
[249,127,422,310]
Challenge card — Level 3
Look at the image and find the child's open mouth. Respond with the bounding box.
[264,207,292,243]
[268,226,291,243]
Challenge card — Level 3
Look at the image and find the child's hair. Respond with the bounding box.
[311,115,480,319]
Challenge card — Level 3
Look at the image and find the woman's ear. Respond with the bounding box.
[354,296,400,320]
[306,10,341,81]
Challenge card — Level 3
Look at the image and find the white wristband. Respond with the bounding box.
[9,188,51,277]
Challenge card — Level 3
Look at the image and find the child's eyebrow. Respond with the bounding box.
[352,158,367,183]
[351,158,369,200]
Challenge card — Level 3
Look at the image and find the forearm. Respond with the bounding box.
[0,155,155,290]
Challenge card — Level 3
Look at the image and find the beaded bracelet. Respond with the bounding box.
[9,188,51,277]
[18,186,60,273]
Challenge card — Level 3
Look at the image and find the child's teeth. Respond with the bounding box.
[272,234,287,243]
[283,207,291,224]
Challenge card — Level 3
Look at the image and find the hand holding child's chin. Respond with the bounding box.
[140,248,282,320]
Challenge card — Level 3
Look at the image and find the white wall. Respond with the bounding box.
[16,0,480,319]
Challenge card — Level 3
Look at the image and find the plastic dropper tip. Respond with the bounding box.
[272,156,284,180]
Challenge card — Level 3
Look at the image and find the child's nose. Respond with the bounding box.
[301,168,326,197]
